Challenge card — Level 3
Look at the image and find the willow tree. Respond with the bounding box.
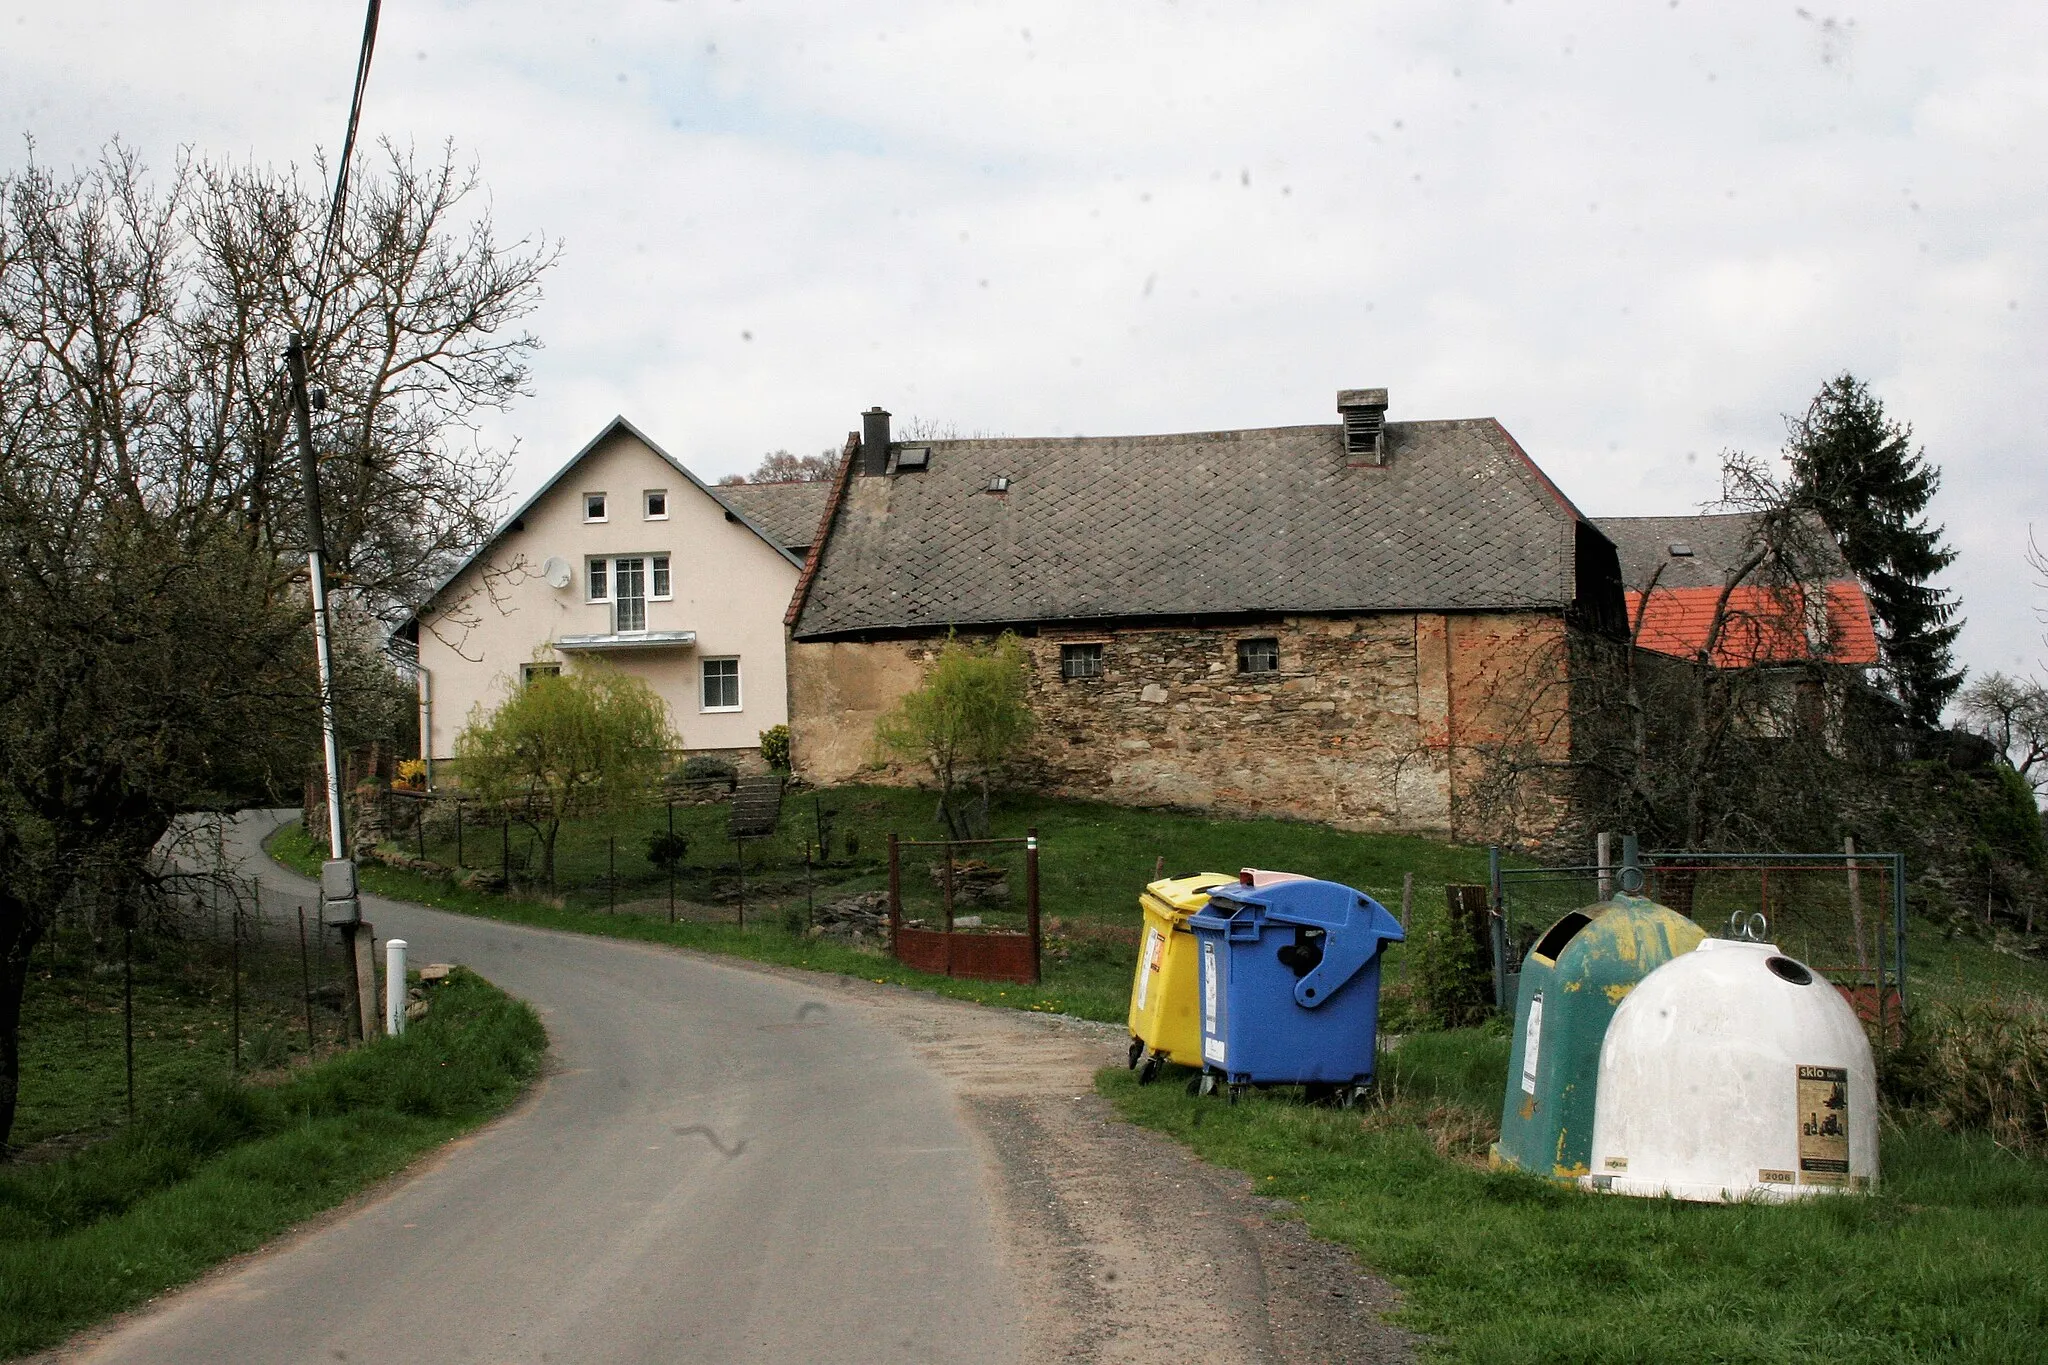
[875,634,1036,839]
[454,668,675,886]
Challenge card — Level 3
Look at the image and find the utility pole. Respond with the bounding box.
[288,335,373,1039]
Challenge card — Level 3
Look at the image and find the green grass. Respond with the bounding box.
[0,969,545,1360]
[1105,1039,2048,1363]
[11,933,340,1155]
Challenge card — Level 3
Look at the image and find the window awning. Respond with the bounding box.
[553,630,698,652]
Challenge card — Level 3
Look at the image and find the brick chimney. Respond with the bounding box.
[1338,388,1388,464]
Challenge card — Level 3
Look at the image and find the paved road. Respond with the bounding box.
[62,810,1019,1364]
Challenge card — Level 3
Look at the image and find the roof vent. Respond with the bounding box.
[1668,541,1695,558]
[1338,388,1388,464]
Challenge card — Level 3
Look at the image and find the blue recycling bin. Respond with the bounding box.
[1188,878,1404,1099]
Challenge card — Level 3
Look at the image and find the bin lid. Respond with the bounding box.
[1189,878,1404,1009]
[1141,872,1236,916]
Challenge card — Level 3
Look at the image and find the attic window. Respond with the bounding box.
[645,490,668,520]
[584,492,607,522]
[1668,541,1694,557]
[895,446,931,472]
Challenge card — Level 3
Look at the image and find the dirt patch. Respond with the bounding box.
[776,971,1416,1363]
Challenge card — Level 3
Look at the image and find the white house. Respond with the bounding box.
[399,417,831,775]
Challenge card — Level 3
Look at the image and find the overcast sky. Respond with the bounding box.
[8,1,2044,692]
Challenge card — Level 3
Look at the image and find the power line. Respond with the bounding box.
[307,0,384,344]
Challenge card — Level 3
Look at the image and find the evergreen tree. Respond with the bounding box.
[1785,374,1963,728]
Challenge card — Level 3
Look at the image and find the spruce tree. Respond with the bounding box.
[1785,374,1963,729]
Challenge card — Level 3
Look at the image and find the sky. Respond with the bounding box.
[6,0,2045,693]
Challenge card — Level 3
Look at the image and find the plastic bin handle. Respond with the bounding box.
[1293,928,1391,1009]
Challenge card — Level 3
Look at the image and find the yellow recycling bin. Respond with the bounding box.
[1126,873,1236,1083]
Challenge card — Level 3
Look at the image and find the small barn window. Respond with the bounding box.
[1237,638,1280,673]
[584,492,608,522]
[1061,643,1103,681]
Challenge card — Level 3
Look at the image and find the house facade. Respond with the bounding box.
[400,418,822,775]
[785,392,1629,841]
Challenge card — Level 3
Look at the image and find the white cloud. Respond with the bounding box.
[7,0,2046,684]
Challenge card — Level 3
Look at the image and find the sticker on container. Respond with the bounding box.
[1520,992,1545,1095]
[1796,1064,1850,1185]
[1135,927,1165,1010]
[1203,1035,1227,1064]
[1202,940,1219,1029]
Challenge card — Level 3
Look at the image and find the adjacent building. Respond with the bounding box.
[784,392,1630,840]
[398,417,824,774]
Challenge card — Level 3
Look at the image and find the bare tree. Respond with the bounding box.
[0,140,553,1151]
[718,448,840,485]
[1956,673,2048,796]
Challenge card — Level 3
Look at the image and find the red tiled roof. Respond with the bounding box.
[1626,580,1880,667]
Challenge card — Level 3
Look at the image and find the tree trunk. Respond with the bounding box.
[0,941,30,1156]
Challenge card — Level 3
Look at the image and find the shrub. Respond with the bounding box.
[680,754,738,783]
[1900,1001,2048,1153]
[759,724,791,771]
[645,830,690,872]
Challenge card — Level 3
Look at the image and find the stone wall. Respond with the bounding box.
[789,611,1574,840]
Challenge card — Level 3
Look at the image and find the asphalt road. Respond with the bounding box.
[61,810,1020,1364]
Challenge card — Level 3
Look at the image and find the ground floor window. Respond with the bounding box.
[702,656,741,711]
[521,661,562,685]
[1061,642,1104,681]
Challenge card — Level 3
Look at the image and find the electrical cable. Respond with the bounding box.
[307,0,384,344]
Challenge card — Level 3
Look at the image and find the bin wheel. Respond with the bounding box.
[1127,1037,1146,1070]
[1138,1054,1164,1086]
[1190,1072,1220,1098]
[1338,1085,1366,1110]
[1227,1083,1248,1106]
[1302,1082,1337,1106]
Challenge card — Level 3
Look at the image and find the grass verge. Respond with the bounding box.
[1103,1037,2048,1363]
[0,969,545,1360]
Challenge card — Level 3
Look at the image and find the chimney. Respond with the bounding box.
[860,406,892,476]
[1337,388,1388,464]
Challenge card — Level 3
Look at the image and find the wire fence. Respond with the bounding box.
[17,864,363,1151]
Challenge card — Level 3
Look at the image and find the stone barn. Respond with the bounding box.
[784,391,1628,840]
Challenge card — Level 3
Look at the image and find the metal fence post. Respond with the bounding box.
[888,833,902,954]
[502,813,510,885]
[609,835,617,913]
[667,800,677,924]
[1026,828,1041,984]
[1487,845,1507,1009]
[455,799,463,868]
[231,890,242,1074]
[297,904,316,1053]
[1893,852,1909,1014]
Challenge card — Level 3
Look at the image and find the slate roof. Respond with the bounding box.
[716,479,833,553]
[1596,513,1879,666]
[1596,512,1850,592]
[791,418,1601,639]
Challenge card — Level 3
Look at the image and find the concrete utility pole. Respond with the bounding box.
[289,334,373,1038]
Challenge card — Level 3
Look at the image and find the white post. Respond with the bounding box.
[1596,831,1614,902]
[385,939,409,1036]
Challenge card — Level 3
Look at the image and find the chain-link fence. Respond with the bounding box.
[1489,845,1908,1034]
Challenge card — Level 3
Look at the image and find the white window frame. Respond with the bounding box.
[587,554,659,633]
[644,489,669,521]
[651,553,672,601]
[584,491,608,523]
[521,661,562,686]
[701,656,742,712]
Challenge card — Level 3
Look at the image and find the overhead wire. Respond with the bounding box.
[306,0,384,346]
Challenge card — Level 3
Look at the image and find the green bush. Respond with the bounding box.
[645,829,690,871]
[680,754,738,783]
[759,724,791,771]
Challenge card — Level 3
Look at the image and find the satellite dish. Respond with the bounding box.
[542,556,573,590]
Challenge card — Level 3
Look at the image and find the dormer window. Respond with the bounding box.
[645,490,668,520]
[584,492,608,522]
